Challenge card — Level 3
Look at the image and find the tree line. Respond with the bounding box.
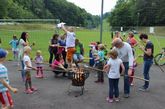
[0,0,100,28]
[108,0,165,28]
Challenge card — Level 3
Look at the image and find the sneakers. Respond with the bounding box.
[115,98,120,102]
[123,94,129,98]
[106,97,113,103]
[139,86,149,92]
[106,97,119,103]
[130,83,134,86]
[24,89,33,94]
[94,80,100,83]
[30,87,38,91]
[108,99,113,103]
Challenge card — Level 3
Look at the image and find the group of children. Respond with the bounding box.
[89,31,139,103]
[0,30,150,109]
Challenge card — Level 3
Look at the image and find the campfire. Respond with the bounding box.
[67,66,90,96]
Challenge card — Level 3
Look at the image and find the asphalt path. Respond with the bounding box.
[3,61,165,109]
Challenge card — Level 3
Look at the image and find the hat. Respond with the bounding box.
[89,42,97,47]
[0,49,7,58]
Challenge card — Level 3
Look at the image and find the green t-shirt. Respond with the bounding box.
[75,45,81,54]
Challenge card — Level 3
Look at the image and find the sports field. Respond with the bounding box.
[0,24,165,62]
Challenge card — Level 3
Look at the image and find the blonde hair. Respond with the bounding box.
[24,46,31,53]
[108,49,118,59]
[36,50,41,55]
[98,44,105,50]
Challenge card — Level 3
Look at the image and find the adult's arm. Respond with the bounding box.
[127,44,134,68]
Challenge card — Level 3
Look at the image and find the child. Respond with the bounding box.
[129,59,137,86]
[52,53,68,77]
[23,46,37,94]
[104,49,125,103]
[34,50,44,78]
[9,35,19,64]
[0,48,18,109]
[73,39,84,67]
[58,34,66,64]
[94,44,105,83]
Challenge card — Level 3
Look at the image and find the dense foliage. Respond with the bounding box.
[0,0,100,27]
[108,0,165,27]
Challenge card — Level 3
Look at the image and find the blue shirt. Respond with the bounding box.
[98,50,104,62]
[58,40,66,46]
[0,64,9,92]
[9,39,18,49]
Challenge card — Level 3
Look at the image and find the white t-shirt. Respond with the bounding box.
[18,39,25,60]
[66,31,75,48]
[23,55,32,70]
[107,58,122,79]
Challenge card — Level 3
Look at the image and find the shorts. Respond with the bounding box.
[73,54,84,62]
[0,91,13,107]
[66,47,75,63]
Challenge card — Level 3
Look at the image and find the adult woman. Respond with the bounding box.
[48,34,59,64]
[18,32,29,81]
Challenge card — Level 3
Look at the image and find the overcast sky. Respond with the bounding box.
[66,0,117,15]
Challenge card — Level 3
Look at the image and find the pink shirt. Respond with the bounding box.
[51,59,64,69]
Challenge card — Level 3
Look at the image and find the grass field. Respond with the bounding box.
[0,24,165,63]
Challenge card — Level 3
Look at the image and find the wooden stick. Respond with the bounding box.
[125,75,149,82]
[83,57,93,60]
[18,69,70,73]
[83,65,106,72]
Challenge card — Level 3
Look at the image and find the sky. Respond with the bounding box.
[66,0,117,15]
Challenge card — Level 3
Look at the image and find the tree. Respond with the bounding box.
[0,0,9,18]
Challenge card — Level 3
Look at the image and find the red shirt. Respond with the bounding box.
[127,37,137,47]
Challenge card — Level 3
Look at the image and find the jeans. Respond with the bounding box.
[123,62,130,94]
[109,78,119,99]
[49,48,58,64]
[143,59,153,89]
[21,60,25,82]
[73,54,83,62]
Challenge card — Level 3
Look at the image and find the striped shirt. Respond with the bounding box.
[0,64,9,92]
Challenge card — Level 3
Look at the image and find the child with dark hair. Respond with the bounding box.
[0,49,18,109]
[73,39,84,67]
[104,49,125,103]
[52,53,68,77]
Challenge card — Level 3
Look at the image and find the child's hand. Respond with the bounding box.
[11,87,18,94]
[33,67,37,71]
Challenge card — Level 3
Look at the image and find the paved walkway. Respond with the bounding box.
[4,61,165,109]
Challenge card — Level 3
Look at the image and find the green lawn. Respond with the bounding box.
[0,24,165,63]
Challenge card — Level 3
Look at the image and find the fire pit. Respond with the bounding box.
[67,68,89,96]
